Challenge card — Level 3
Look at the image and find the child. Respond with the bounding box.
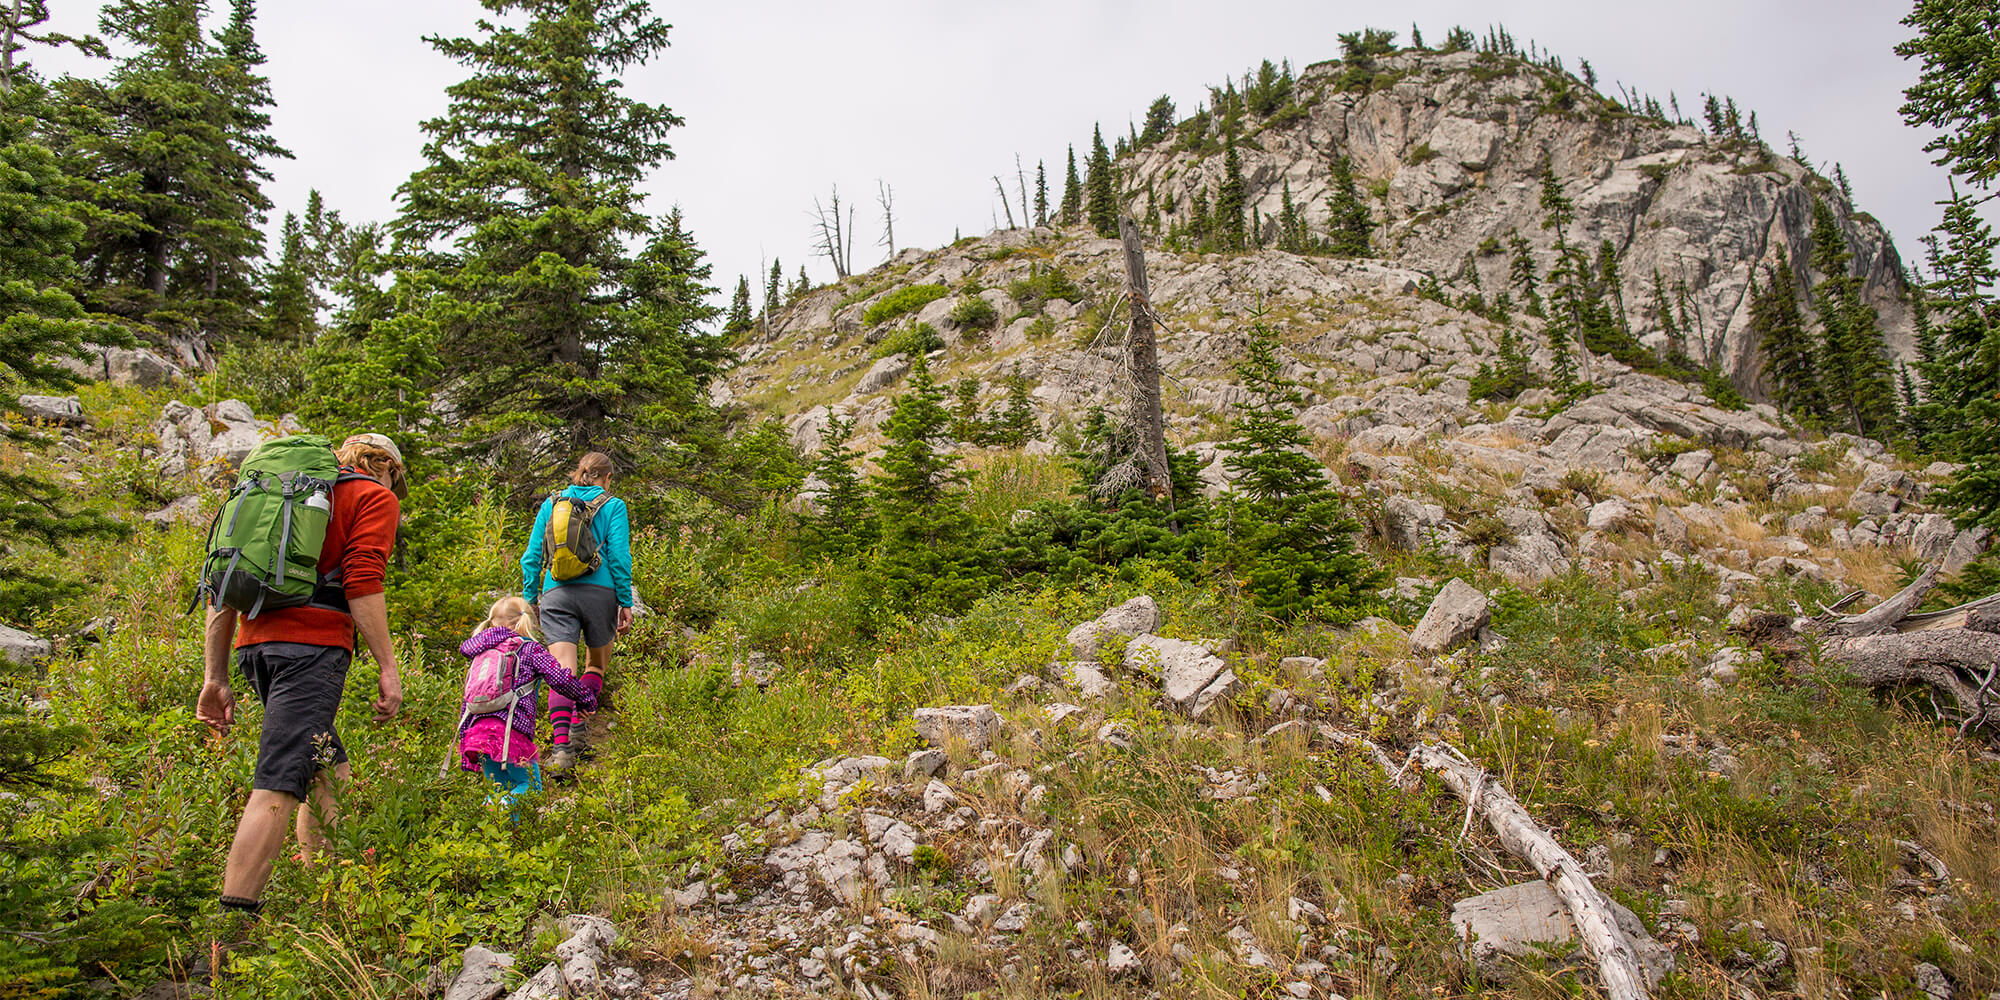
[457,596,597,806]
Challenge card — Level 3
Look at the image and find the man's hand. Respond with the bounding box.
[196,680,236,734]
[616,607,634,636]
[373,666,403,723]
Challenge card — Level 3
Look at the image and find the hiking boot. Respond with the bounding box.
[545,744,580,779]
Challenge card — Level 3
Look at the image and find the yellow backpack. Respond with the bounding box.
[544,493,612,581]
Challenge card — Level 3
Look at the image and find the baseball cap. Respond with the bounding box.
[343,432,405,469]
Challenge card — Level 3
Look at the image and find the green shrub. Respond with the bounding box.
[1405,143,1439,166]
[1006,264,1084,310]
[871,322,943,359]
[949,295,998,332]
[862,284,949,325]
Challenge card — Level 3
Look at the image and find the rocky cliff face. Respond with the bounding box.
[1118,49,1914,396]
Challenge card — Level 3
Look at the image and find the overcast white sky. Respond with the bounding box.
[30,0,1992,306]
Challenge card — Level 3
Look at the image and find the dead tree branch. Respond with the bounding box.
[1317,726,1657,1000]
[810,186,856,280]
[1779,560,2000,735]
[876,180,895,259]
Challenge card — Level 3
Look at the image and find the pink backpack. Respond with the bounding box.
[456,635,541,763]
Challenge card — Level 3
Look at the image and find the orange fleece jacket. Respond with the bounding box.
[236,473,399,652]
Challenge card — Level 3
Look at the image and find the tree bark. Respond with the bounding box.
[1794,561,2000,733]
[1117,215,1172,514]
[1316,726,1655,1000]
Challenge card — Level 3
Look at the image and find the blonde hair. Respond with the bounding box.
[337,438,409,498]
[569,451,614,487]
[479,596,537,638]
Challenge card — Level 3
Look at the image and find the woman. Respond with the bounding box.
[520,451,634,774]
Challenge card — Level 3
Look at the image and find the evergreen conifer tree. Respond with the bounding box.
[1220,319,1380,620]
[1539,172,1587,386]
[1804,197,1899,437]
[950,377,984,443]
[262,213,315,342]
[1913,184,1999,459]
[0,60,125,620]
[1324,156,1371,257]
[873,354,991,609]
[1749,252,1826,419]
[58,0,289,344]
[994,363,1036,446]
[805,414,875,559]
[1215,130,1247,250]
[1034,160,1048,226]
[764,258,783,319]
[790,265,810,304]
[724,275,754,338]
[389,0,707,476]
[1085,125,1118,238]
[1139,95,1175,146]
[1897,0,2000,190]
[1059,144,1082,226]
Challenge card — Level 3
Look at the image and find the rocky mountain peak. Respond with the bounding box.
[1117,46,1914,396]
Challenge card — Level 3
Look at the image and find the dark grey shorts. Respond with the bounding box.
[537,584,617,649]
[236,642,351,799]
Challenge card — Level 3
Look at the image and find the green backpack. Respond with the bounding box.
[192,435,365,618]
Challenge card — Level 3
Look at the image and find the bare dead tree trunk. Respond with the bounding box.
[811,186,853,280]
[1015,154,1030,231]
[876,180,895,259]
[1785,564,2000,734]
[1315,727,1658,1000]
[993,176,1015,230]
[1118,215,1173,515]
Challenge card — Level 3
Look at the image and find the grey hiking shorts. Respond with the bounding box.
[537,583,617,649]
[237,641,351,799]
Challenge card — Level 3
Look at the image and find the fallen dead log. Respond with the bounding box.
[1320,726,1655,1000]
[1796,562,2000,735]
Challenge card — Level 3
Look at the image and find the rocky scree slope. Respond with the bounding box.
[1119,48,1914,393]
[719,219,1980,598]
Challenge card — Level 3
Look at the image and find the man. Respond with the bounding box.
[195,433,406,917]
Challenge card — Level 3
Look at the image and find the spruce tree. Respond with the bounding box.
[58,0,289,344]
[389,0,704,476]
[764,258,783,319]
[1805,197,1898,437]
[724,275,754,338]
[950,377,983,443]
[1915,184,1999,459]
[261,212,316,342]
[1085,125,1118,238]
[1059,144,1082,226]
[806,414,875,559]
[1215,129,1247,250]
[1220,319,1380,620]
[995,363,1036,446]
[1539,172,1586,386]
[1749,252,1825,419]
[1034,160,1048,226]
[1896,0,2000,190]
[1324,156,1371,257]
[0,61,125,621]
[1138,95,1175,146]
[790,265,810,304]
[873,354,991,609]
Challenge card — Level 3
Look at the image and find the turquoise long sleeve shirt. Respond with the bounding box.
[521,485,634,607]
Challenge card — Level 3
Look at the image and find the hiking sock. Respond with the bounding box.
[580,671,604,708]
[549,689,575,746]
[218,895,263,916]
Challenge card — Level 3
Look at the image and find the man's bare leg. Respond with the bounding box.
[294,761,350,862]
[221,788,298,902]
